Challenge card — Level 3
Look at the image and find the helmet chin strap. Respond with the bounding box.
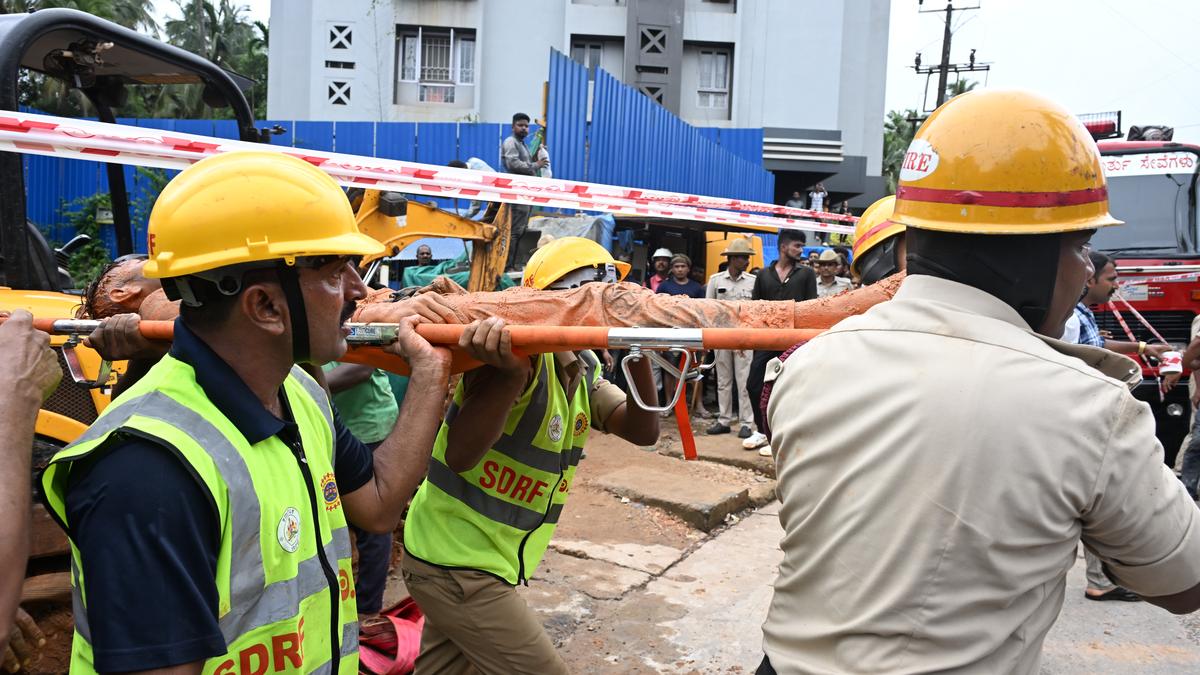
[275,261,311,363]
[857,237,902,287]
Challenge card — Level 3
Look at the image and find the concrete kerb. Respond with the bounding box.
[596,467,751,532]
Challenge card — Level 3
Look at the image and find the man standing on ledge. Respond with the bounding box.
[500,112,547,271]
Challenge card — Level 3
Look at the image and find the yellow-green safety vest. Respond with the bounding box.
[42,354,359,675]
[404,351,600,584]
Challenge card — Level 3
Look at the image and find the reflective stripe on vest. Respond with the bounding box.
[44,359,357,674]
[62,386,352,644]
[405,351,600,583]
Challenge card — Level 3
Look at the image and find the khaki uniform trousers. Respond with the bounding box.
[402,554,569,675]
[715,348,754,429]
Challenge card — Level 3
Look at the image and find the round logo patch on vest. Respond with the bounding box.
[277,507,301,553]
[574,412,588,436]
[548,414,564,442]
[321,472,341,511]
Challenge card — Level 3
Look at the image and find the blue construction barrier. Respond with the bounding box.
[22,52,771,251]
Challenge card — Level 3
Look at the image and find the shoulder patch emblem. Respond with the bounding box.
[548,414,564,442]
[574,412,588,436]
[321,472,341,511]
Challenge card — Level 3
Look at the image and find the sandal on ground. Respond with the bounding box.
[1084,586,1140,602]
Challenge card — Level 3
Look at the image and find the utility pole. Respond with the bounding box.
[912,1,988,113]
[935,3,954,107]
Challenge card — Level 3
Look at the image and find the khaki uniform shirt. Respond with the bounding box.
[706,269,757,301]
[764,275,1200,674]
[815,275,853,298]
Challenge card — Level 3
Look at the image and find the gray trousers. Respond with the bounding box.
[1084,547,1113,591]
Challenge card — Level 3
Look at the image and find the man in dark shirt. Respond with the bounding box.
[743,228,816,449]
[43,152,461,674]
[655,254,706,299]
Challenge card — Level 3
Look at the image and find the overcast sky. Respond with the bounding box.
[886,0,1200,143]
[159,1,1200,142]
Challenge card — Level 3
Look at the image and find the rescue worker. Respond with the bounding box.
[41,152,454,674]
[849,194,905,287]
[401,237,660,674]
[0,310,60,663]
[761,90,1200,674]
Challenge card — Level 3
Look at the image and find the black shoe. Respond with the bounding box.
[1085,586,1141,602]
[706,422,731,435]
[738,425,753,439]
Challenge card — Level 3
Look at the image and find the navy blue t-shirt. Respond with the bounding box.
[59,321,374,672]
[656,278,706,299]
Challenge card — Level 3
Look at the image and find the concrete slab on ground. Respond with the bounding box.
[662,435,777,477]
[551,538,686,576]
[558,510,783,673]
[596,466,750,532]
[1041,551,1200,674]
[534,549,652,599]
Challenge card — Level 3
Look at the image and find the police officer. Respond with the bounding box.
[761,90,1200,673]
[705,237,758,439]
[401,237,660,675]
[43,152,452,674]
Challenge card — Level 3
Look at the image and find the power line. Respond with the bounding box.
[911,2,989,110]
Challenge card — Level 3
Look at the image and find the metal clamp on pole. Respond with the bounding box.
[621,346,692,413]
[61,334,112,389]
[345,322,401,345]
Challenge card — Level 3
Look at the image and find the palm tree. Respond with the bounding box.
[946,79,979,99]
[7,0,159,114]
[6,0,159,33]
[882,109,920,194]
[160,0,261,117]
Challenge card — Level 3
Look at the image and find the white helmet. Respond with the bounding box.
[651,248,673,259]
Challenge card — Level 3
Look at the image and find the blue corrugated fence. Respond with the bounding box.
[23,51,771,249]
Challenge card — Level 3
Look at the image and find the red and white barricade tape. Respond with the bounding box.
[0,111,856,236]
[1118,269,1200,289]
[1111,292,1172,346]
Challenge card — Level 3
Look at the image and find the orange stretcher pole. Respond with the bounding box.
[7,317,821,376]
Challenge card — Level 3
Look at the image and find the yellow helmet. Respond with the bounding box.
[522,237,631,290]
[851,195,901,275]
[143,151,384,279]
[892,89,1122,235]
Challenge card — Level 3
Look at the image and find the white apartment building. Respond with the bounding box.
[267,0,892,203]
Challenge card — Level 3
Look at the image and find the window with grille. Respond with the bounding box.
[421,32,452,81]
[396,26,477,100]
[458,39,475,84]
[420,85,455,103]
[400,35,418,80]
[697,47,730,109]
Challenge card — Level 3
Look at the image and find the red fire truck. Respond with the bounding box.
[1086,115,1199,466]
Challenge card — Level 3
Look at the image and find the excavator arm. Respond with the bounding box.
[352,189,514,292]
